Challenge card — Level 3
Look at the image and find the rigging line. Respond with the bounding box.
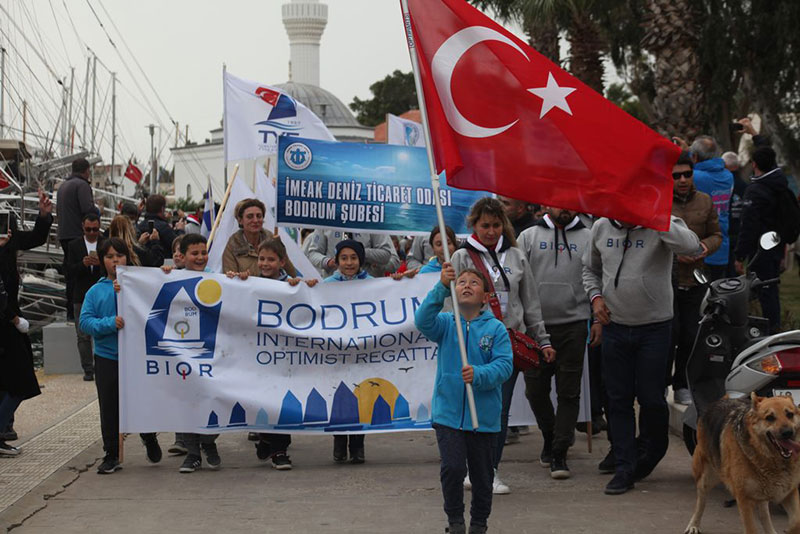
[0,2,63,84]
[20,0,69,76]
[0,27,64,110]
[60,0,87,50]
[91,75,113,151]
[48,0,73,66]
[3,58,60,130]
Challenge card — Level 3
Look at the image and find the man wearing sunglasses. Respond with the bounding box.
[669,152,722,405]
[67,213,103,381]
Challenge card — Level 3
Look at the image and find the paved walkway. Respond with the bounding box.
[0,425,770,533]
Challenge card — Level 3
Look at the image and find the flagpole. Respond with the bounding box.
[222,63,229,190]
[400,0,479,430]
[208,163,239,248]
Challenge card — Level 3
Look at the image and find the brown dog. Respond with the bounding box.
[686,393,800,534]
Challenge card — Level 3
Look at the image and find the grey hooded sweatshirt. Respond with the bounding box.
[451,235,550,347]
[305,229,400,278]
[518,214,592,325]
[582,216,702,326]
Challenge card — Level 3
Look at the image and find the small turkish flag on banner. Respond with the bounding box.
[404,0,679,230]
[124,161,143,184]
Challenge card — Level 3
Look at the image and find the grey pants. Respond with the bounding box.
[73,303,94,374]
[184,433,218,456]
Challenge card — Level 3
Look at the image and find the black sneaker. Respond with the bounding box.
[255,440,270,461]
[598,449,615,474]
[0,428,18,442]
[0,441,21,457]
[350,447,365,464]
[604,472,634,495]
[634,460,656,482]
[203,444,221,470]
[142,436,162,464]
[539,443,553,467]
[179,454,201,473]
[550,456,570,480]
[168,441,187,455]
[247,432,259,442]
[271,452,292,470]
[445,523,466,534]
[83,373,94,382]
[333,436,347,463]
[97,456,121,474]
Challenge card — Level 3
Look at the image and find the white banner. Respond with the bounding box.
[387,113,426,147]
[223,71,334,163]
[119,268,444,434]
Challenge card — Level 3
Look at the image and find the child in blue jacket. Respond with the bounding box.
[323,239,371,463]
[80,237,162,474]
[414,262,512,534]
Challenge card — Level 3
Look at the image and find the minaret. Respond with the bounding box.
[281,0,328,87]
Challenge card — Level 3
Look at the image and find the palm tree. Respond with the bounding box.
[640,0,704,138]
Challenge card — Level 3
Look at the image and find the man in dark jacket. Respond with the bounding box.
[136,194,178,253]
[670,152,722,405]
[56,158,96,320]
[498,196,537,237]
[67,213,103,380]
[735,146,787,333]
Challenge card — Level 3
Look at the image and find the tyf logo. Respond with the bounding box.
[145,277,222,359]
[284,142,313,171]
[253,89,301,133]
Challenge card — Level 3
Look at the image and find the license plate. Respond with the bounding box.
[773,389,800,402]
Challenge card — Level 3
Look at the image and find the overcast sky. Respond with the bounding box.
[0,0,446,168]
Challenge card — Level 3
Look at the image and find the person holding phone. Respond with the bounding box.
[67,213,104,381]
[136,194,179,253]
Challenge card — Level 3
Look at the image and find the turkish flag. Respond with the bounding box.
[404,0,679,230]
[124,161,143,184]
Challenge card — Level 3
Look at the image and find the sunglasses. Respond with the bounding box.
[84,227,100,233]
[672,171,693,179]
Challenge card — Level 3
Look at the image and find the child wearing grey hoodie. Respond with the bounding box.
[582,215,700,496]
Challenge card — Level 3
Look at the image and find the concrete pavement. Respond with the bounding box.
[1,425,774,533]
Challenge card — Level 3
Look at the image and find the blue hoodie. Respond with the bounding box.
[693,158,733,266]
[419,257,443,274]
[79,278,119,360]
[414,281,512,433]
[323,270,372,282]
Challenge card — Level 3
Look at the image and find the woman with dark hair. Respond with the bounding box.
[0,191,53,455]
[222,199,297,277]
[450,197,554,495]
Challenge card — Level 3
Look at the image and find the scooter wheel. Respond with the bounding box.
[683,423,697,456]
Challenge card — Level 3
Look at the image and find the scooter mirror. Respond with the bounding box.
[693,269,708,285]
[759,231,780,251]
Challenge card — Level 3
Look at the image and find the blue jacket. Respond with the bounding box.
[79,278,119,360]
[414,282,513,432]
[419,257,442,274]
[693,158,733,266]
[323,270,372,282]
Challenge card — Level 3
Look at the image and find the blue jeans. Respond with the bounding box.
[602,320,671,476]
[493,367,519,469]
[434,424,495,527]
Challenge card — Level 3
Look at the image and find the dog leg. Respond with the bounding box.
[736,497,760,534]
[756,501,778,534]
[685,467,717,534]
[781,489,800,534]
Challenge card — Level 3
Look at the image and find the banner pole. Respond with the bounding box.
[400,0,479,430]
[208,163,239,248]
[222,63,229,190]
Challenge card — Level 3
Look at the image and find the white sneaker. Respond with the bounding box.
[675,388,693,405]
[492,470,510,495]
[0,442,21,457]
[463,474,471,490]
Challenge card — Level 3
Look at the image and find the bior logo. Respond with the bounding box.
[145,277,222,359]
[284,142,313,171]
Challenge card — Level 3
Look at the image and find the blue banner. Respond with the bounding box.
[277,137,486,235]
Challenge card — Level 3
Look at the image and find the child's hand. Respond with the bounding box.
[115,316,125,330]
[161,265,174,274]
[304,279,319,288]
[390,271,405,280]
[462,364,474,384]
[440,262,456,287]
[113,280,121,293]
[542,347,556,363]
[287,277,301,286]
[226,270,236,278]
[238,271,249,281]
[404,268,419,279]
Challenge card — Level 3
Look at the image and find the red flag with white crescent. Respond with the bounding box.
[404,0,679,230]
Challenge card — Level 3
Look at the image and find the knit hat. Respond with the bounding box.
[335,239,365,268]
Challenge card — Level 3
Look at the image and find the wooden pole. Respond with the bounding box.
[207,164,239,247]
[587,421,592,453]
[118,433,124,463]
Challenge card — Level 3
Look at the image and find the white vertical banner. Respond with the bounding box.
[387,113,426,147]
[207,176,255,272]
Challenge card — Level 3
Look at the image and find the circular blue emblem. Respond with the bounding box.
[284,142,313,171]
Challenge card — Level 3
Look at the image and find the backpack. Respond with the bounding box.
[770,184,800,244]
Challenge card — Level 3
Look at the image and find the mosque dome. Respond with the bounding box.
[275,81,362,128]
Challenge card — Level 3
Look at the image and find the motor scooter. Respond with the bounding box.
[682,232,800,454]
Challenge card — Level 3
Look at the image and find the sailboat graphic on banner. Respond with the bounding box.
[145,277,222,359]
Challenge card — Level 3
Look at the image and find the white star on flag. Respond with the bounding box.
[528,72,577,119]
